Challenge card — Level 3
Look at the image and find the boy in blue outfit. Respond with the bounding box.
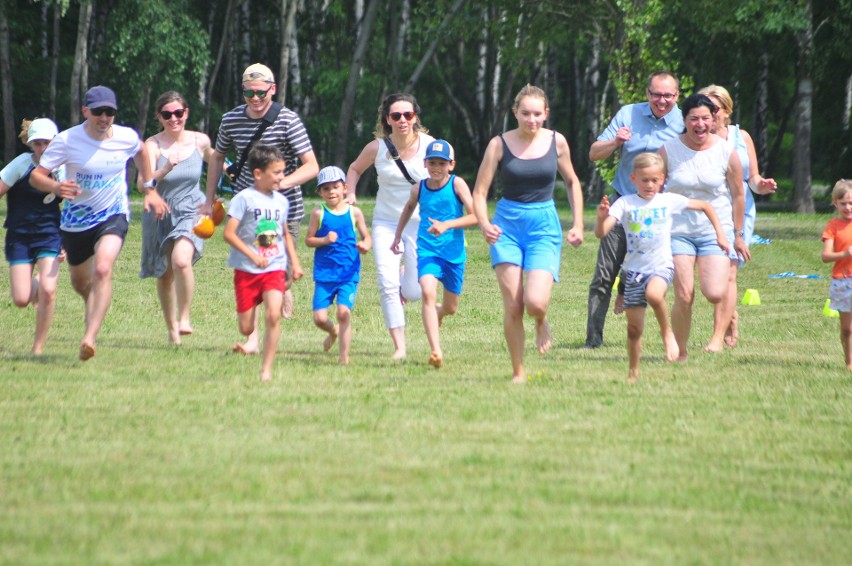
[391,140,477,368]
[305,166,372,365]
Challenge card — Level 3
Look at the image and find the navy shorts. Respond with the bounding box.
[623,268,674,309]
[5,231,62,265]
[61,214,129,266]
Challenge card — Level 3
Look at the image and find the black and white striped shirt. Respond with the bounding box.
[215,104,313,222]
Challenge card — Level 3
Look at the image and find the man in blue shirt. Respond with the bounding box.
[585,71,684,348]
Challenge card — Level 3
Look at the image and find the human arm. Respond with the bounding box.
[203,148,227,213]
[427,176,479,236]
[305,207,335,248]
[588,127,631,162]
[472,136,503,245]
[741,130,777,196]
[822,238,852,263]
[353,206,372,253]
[726,150,750,262]
[0,179,8,198]
[391,184,419,254]
[687,198,731,254]
[223,216,268,268]
[594,195,617,239]
[279,149,319,192]
[556,132,585,248]
[284,229,303,282]
[133,144,169,219]
[345,140,379,204]
[30,166,80,199]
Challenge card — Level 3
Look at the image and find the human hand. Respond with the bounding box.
[390,237,402,255]
[326,231,338,244]
[252,253,269,269]
[58,248,67,263]
[566,227,584,248]
[291,262,304,281]
[344,193,357,205]
[758,177,777,195]
[735,237,751,263]
[596,195,610,221]
[481,222,502,245]
[56,180,81,200]
[356,238,372,254]
[143,190,170,219]
[427,217,447,236]
[615,127,631,145]
[717,235,731,254]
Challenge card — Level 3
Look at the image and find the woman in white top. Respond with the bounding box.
[660,93,748,359]
[346,94,434,359]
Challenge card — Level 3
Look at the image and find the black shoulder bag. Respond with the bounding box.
[225,102,283,182]
[384,138,417,185]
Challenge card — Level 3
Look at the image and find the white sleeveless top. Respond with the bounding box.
[372,132,433,224]
[664,136,734,237]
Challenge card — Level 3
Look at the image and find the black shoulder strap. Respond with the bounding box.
[384,138,417,185]
[231,102,283,181]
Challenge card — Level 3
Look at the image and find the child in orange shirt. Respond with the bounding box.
[821,179,852,371]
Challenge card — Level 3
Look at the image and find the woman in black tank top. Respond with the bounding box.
[472,85,585,383]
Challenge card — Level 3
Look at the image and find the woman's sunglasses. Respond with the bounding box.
[389,111,415,121]
[90,107,116,117]
[160,109,187,120]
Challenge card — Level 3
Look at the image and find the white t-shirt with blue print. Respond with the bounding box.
[609,192,689,273]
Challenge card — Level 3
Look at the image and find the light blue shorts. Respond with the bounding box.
[623,268,674,309]
[489,199,562,281]
[418,255,464,295]
[672,230,736,260]
[829,278,852,313]
[312,280,358,311]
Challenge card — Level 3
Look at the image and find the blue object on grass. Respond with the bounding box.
[768,272,823,279]
[751,234,772,245]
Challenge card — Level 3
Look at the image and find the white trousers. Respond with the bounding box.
[372,220,421,329]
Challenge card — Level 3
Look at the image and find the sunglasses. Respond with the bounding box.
[243,87,272,99]
[90,107,116,117]
[389,111,415,121]
[160,109,186,120]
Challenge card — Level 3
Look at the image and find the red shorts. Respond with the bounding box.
[233,269,286,313]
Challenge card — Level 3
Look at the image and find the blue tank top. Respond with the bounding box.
[499,132,557,203]
[417,174,465,262]
[313,205,360,283]
[4,165,62,236]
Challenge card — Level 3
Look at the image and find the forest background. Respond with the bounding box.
[1,0,850,212]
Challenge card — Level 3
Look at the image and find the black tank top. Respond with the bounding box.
[499,131,557,203]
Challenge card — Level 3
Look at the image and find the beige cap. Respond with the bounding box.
[242,63,274,84]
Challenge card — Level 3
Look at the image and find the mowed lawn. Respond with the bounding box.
[1,198,849,565]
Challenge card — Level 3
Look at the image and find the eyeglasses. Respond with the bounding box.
[90,107,116,117]
[389,111,415,121]
[647,91,678,101]
[160,109,186,120]
[243,87,272,99]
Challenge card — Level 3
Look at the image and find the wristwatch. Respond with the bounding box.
[142,179,157,191]
[736,229,745,237]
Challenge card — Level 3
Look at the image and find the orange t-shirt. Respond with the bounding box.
[823,217,852,278]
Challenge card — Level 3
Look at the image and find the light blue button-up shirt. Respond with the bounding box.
[598,102,684,196]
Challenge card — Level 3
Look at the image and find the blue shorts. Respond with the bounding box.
[623,268,674,309]
[671,230,736,260]
[829,278,852,313]
[418,255,465,295]
[489,199,562,281]
[61,214,129,266]
[313,280,358,311]
[5,231,62,265]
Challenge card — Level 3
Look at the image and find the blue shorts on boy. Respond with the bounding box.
[416,174,467,293]
[312,204,361,310]
[489,199,561,281]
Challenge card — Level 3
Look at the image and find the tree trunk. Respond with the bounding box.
[0,8,15,162]
[277,0,298,106]
[838,72,852,176]
[402,0,466,93]
[204,0,235,131]
[135,83,152,138]
[49,2,60,120]
[333,0,381,167]
[792,0,814,214]
[584,31,604,202]
[753,51,770,174]
[70,0,93,125]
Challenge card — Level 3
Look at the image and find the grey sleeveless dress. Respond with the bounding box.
[139,148,204,278]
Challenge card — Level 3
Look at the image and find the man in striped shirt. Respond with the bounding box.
[205,63,318,346]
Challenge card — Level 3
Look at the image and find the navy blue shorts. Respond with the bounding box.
[61,214,129,266]
[5,231,62,265]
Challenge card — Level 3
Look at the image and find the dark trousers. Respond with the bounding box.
[585,223,626,347]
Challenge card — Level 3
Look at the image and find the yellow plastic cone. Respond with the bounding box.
[612,275,620,292]
[741,288,761,306]
[823,299,840,318]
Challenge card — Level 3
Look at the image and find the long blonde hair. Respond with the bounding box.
[698,84,734,126]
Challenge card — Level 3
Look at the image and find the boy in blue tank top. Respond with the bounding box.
[391,140,478,369]
[305,166,372,365]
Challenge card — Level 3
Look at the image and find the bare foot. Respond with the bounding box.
[663,330,679,362]
[232,342,260,355]
[31,345,44,356]
[535,319,552,354]
[613,294,625,315]
[259,372,272,382]
[676,353,689,363]
[179,327,193,336]
[339,355,349,365]
[511,375,526,384]
[79,343,96,361]
[281,289,294,320]
[704,340,724,354]
[724,310,739,347]
[627,369,639,384]
[323,325,338,352]
[428,352,443,369]
[391,349,406,360]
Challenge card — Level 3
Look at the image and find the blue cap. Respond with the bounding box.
[316,165,346,188]
[84,85,117,109]
[425,139,454,161]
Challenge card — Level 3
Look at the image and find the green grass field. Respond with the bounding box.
[1,200,850,564]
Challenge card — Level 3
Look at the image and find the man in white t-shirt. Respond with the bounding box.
[31,85,169,361]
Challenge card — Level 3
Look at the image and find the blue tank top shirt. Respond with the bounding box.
[417,174,466,263]
[499,132,557,203]
[313,204,360,283]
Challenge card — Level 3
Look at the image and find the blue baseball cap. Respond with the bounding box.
[316,165,346,188]
[425,139,454,161]
[84,85,117,109]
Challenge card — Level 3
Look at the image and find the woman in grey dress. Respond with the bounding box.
[140,91,214,344]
